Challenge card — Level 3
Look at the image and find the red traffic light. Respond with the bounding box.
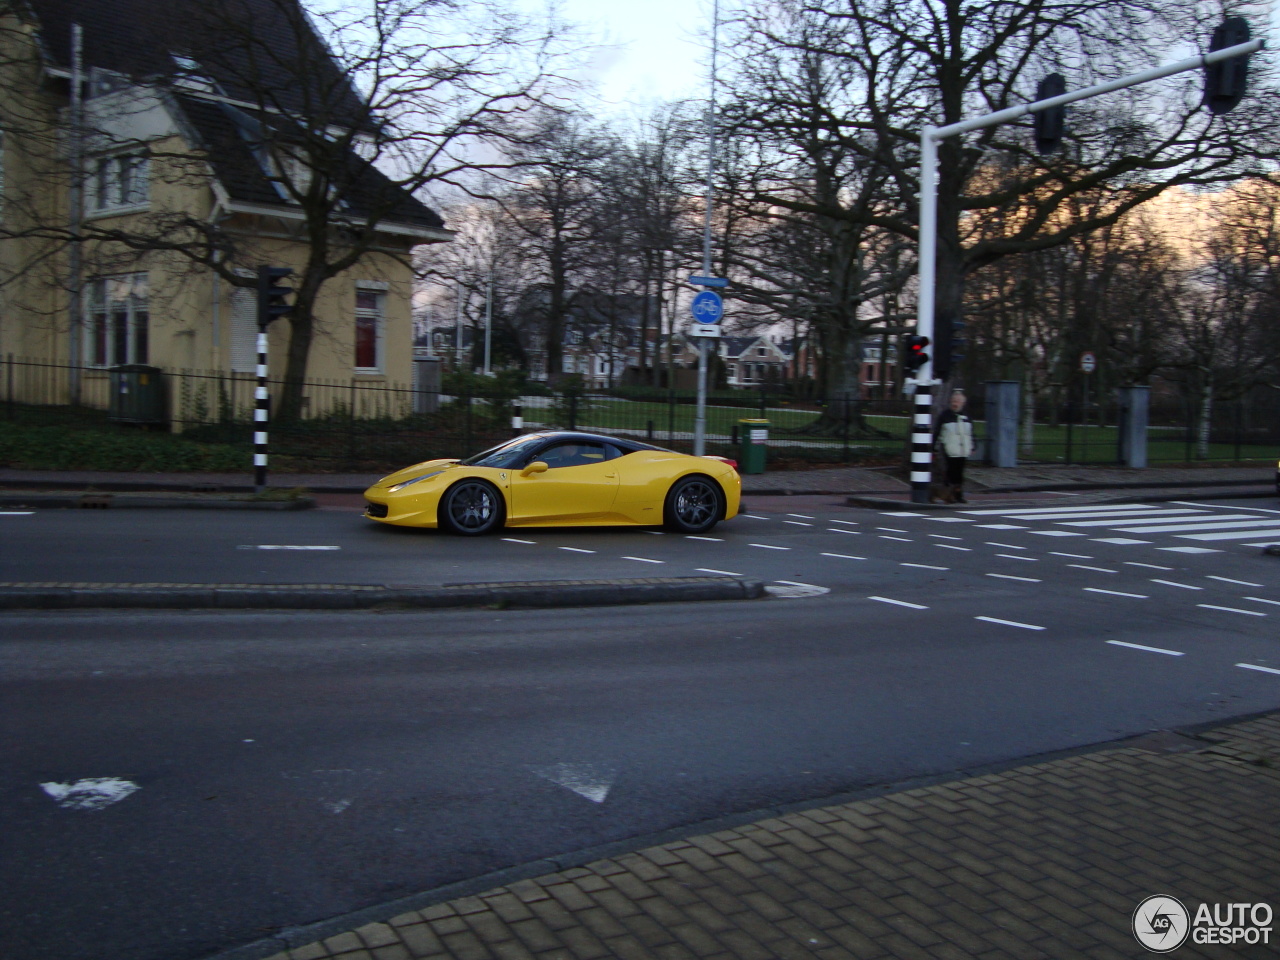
[905,334,930,372]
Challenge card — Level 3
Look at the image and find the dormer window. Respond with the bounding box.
[170,54,216,93]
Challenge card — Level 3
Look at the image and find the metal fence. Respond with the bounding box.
[3,356,1275,471]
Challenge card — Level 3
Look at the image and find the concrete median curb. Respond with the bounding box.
[0,576,766,611]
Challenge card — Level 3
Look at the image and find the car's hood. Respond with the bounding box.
[375,458,461,487]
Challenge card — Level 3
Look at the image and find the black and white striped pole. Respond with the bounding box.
[254,266,293,495]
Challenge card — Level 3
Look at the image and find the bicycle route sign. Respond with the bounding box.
[691,290,723,324]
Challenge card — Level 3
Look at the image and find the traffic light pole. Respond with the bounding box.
[910,35,1262,503]
[254,324,269,494]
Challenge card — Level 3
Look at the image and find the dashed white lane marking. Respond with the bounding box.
[1027,530,1087,537]
[1129,519,1280,535]
[822,553,867,561]
[240,544,341,550]
[1107,640,1184,657]
[985,542,1025,550]
[783,521,813,527]
[1126,562,1173,570]
[787,514,815,519]
[622,556,664,564]
[975,616,1045,631]
[996,554,1038,562]
[827,528,863,535]
[1068,564,1117,573]
[686,536,723,542]
[879,536,914,542]
[902,563,949,571]
[976,524,1027,530]
[986,573,1041,582]
[1238,663,1280,676]
[697,567,743,576]
[1090,538,1150,545]
[645,530,665,535]
[869,596,928,610]
[829,519,859,526]
[1183,529,1280,542]
[503,538,536,544]
[1197,603,1266,617]
[1244,597,1280,607]
[923,517,973,523]
[749,543,790,551]
[877,527,908,532]
[1206,575,1263,587]
[0,511,34,515]
[930,534,963,540]
[1085,588,1148,599]
[883,512,928,517]
[740,515,771,520]
[1158,546,1221,554]
[936,544,972,551]
[1051,552,1093,559]
[41,778,140,810]
[559,547,595,554]
[1150,579,1202,590]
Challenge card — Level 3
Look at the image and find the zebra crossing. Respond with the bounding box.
[957,501,1280,553]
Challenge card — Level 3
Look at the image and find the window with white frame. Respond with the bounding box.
[86,274,148,367]
[87,152,150,213]
[229,285,258,372]
[354,287,384,371]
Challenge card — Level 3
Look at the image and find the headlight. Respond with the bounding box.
[388,470,446,492]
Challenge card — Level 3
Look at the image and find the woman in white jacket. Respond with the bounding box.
[934,389,975,503]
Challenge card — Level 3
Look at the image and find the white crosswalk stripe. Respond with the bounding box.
[957,503,1280,550]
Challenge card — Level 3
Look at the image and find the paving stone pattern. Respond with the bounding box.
[260,714,1280,960]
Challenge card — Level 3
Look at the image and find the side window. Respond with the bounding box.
[539,441,610,468]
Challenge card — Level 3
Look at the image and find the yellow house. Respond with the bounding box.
[0,0,450,426]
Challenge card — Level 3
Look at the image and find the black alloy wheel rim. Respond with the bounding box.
[450,483,494,530]
[675,481,717,526]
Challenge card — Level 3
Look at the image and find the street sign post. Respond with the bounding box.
[1080,351,1097,373]
[688,275,729,288]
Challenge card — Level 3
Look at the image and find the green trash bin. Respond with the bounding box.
[108,364,168,425]
[738,418,769,474]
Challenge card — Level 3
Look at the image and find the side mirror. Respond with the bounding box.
[520,461,548,477]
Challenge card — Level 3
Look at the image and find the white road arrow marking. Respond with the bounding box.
[41,778,139,810]
[530,762,618,803]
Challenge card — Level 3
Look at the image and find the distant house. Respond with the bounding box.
[0,0,449,422]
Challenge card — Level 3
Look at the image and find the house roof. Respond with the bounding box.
[24,0,444,235]
[27,0,370,129]
[175,95,444,230]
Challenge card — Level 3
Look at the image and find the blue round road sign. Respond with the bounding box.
[691,290,723,324]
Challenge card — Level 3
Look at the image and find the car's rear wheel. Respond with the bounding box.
[664,475,723,533]
[439,480,505,536]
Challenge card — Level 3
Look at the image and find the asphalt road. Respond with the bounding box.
[3,495,1280,960]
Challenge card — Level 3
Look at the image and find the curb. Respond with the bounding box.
[0,576,765,611]
[0,494,315,510]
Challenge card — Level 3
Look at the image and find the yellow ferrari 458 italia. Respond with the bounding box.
[364,431,741,535]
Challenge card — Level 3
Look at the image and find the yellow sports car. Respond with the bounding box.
[364,431,741,535]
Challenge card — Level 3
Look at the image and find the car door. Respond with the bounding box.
[508,440,621,523]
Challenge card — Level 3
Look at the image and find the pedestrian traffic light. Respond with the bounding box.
[1204,18,1251,115]
[1033,73,1067,155]
[903,334,930,374]
[934,314,965,379]
[257,266,293,329]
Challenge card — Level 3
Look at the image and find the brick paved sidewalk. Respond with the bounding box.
[236,713,1280,960]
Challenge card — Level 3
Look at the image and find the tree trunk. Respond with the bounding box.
[1196,376,1213,460]
[277,272,324,423]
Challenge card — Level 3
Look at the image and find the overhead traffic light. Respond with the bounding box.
[1033,73,1067,155]
[257,266,293,329]
[903,334,930,375]
[933,313,965,379]
[1204,17,1251,115]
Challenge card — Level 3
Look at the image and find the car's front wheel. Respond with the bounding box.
[439,480,505,535]
[664,475,723,534]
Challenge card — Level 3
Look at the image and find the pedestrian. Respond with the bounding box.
[935,389,975,504]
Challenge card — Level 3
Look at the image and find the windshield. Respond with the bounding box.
[459,435,546,469]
